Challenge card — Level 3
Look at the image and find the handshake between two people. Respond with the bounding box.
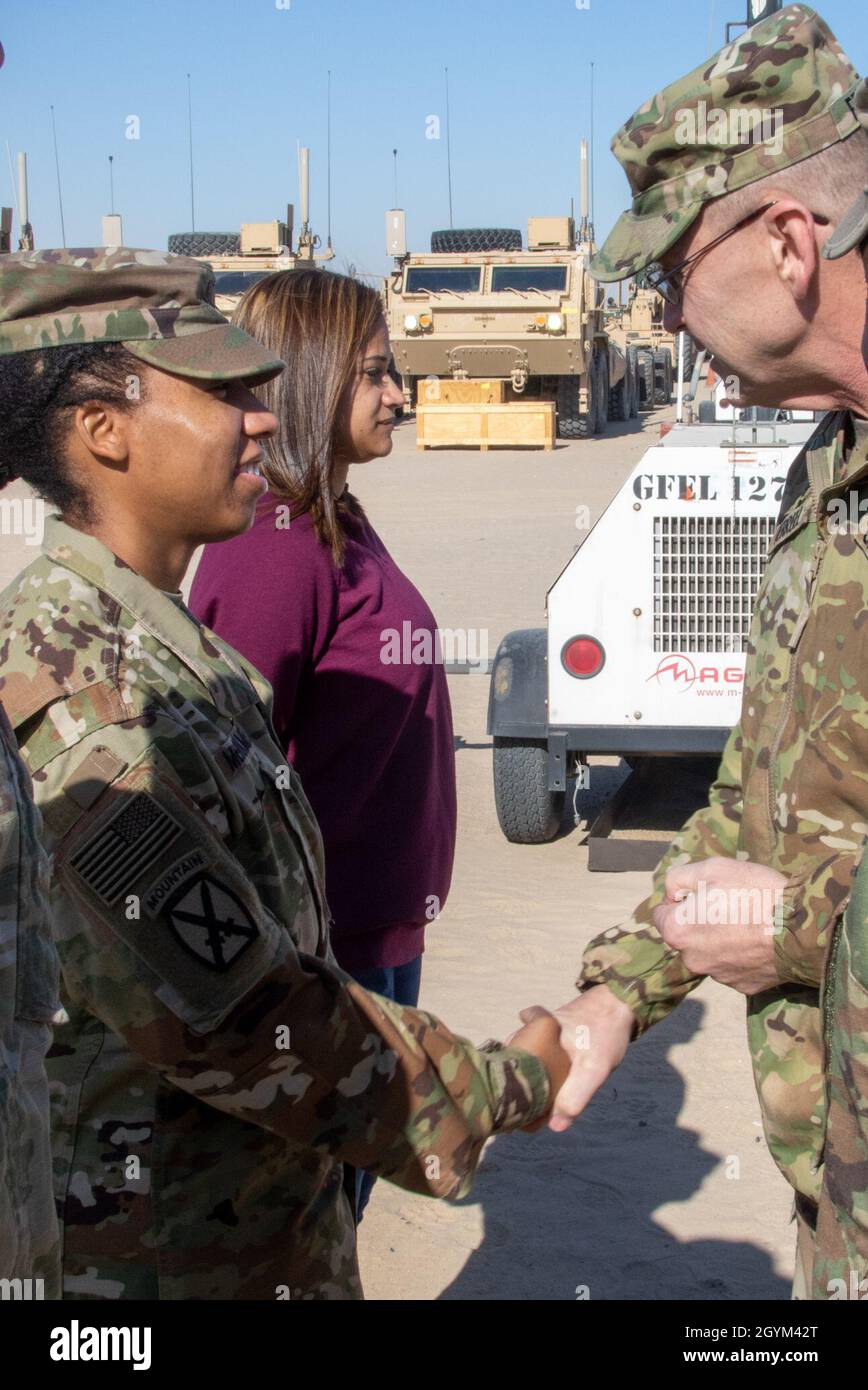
[507,854,789,1134]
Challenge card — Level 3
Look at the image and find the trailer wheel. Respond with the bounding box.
[625,347,640,417]
[493,737,564,844]
[637,349,655,411]
[593,354,609,434]
[653,348,673,405]
[430,227,522,253]
[557,374,594,439]
[168,232,241,256]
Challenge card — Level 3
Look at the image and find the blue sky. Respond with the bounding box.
[1,0,865,281]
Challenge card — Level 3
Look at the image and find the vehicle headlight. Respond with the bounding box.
[547,313,564,332]
[404,314,419,331]
[419,312,432,329]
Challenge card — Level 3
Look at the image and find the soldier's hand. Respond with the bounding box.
[517,987,635,1133]
[507,1006,572,1130]
[652,856,787,995]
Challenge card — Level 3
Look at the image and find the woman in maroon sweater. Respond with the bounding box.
[189,270,457,1213]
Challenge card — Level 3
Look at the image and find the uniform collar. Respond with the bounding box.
[41,515,255,712]
[812,411,868,502]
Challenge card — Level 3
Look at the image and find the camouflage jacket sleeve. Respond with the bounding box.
[577,720,744,1034]
[49,719,550,1201]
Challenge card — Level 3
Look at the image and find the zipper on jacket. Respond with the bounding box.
[766,538,826,834]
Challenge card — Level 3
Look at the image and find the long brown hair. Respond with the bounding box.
[235,268,384,565]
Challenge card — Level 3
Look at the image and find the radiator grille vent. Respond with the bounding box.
[653,515,774,653]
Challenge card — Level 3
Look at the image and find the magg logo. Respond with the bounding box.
[648,654,697,689]
[648,655,743,691]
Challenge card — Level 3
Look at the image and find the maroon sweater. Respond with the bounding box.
[189,497,457,972]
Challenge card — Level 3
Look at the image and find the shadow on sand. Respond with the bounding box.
[439,996,791,1301]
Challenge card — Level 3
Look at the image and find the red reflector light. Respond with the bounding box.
[561,635,605,679]
[659,421,673,438]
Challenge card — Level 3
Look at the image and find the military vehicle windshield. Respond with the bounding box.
[405,267,482,293]
[490,266,567,292]
[213,271,274,295]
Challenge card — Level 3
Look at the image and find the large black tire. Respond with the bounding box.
[430,227,522,254]
[594,354,609,434]
[168,232,241,256]
[653,348,673,405]
[698,399,716,423]
[492,737,564,844]
[678,334,697,383]
[637,348,655,411]
[608,370,629,422]
[625,346,640,418]
[557,374,594,439]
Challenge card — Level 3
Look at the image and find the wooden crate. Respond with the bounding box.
[416,401,556,452]
[427,379,506,405]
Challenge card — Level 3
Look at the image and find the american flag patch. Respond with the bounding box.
[222,727,252,775]
[70,792,182,905]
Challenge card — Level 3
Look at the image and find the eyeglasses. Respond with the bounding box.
[645,202,830,307]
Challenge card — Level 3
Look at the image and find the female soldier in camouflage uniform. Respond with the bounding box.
[0,248,568,1300]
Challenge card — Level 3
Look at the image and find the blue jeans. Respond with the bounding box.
[351,955,423,1221]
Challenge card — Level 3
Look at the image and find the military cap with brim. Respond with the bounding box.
[822,76,868,259]
[0,246,285,384]
[591,4,862,282]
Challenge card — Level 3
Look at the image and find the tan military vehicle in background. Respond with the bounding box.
[168,148,334,313]
[384,204,632,441]
[604,284,696,411]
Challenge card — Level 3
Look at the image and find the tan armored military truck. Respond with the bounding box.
[168,218,335,314]
[384,214,632,440]
[169,149,334,314]
[604,284,696,411]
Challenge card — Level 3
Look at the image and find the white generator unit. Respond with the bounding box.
[487,412,818,844]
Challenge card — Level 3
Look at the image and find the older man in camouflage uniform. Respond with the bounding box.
[0,701,60,1298]
[539,4,868,1297]
[808,74,868,1301]
[0,248,569,1300]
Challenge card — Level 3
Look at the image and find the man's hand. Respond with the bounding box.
[652,855,788,995]
[514,986,635,1133]
[508,1007,572,1128]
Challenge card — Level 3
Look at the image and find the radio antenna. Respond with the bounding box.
[4,141,19,223]
[327,69,333,249]
[186,73,196,231]
[50,105,66,247]
[589,62,595,242]
[444,67,454,228]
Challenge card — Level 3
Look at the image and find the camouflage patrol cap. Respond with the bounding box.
[590,4,862,282]
[822,76,868,259]
[0,247,285,384]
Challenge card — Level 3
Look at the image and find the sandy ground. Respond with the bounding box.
[0,404,795,1301]
[349,411,795,1302]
